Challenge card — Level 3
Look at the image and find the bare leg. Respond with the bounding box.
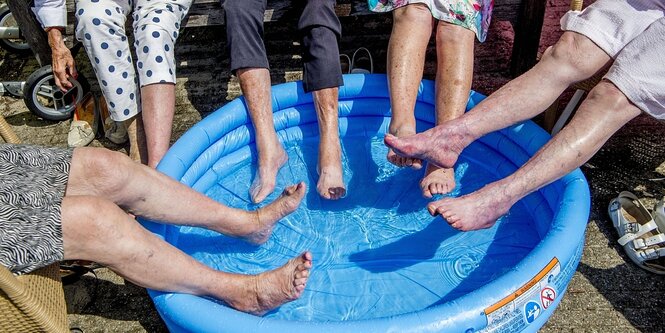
[238,68,288,204]
[385,4,433,169]
[429,81,642,231]
[65,148,306,245]
[123,114,148,164]
[420,21,475,198]
[313,87,345,200]
[60,197,312,315]
[141,83,175,168]
[384,31,612,169]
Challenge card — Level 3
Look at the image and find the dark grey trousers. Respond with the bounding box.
[223,0,343,92]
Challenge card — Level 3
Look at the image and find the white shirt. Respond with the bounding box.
[32,0,67,29]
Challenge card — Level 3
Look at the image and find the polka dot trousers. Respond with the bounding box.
[75,0,191,121]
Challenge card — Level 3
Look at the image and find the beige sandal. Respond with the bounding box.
[609,191,665,275]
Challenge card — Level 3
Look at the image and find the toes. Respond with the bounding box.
[295,269,309,280]
[283,185,297,196]
[410,159,423,170]
[429,183,439,196]
[302,251,312,262]
[422,188,433,199]
[427,203,439,216]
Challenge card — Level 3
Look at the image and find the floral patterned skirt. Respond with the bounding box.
[368,0,494,42]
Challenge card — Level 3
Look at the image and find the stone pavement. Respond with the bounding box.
[2,2,665,332]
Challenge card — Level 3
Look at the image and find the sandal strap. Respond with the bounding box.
[618,220,658,246]
[633,232,665,249]
[635,246,665,261]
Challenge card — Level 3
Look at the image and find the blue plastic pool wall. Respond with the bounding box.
[144,74,589,333]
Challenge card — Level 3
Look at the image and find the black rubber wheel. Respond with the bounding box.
[0,5,31,55]
[23,65,90,121]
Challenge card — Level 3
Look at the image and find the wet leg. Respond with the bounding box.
[61,196,312,315]
[420,21,474,198]
[385,31,612,169]
[428,81,641,230]
[385,4,434,169]
[238,68,288,203]
[65,148,306,245]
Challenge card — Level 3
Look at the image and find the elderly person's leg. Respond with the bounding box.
[384,0,665,169]
[60,196,312,315]
[132,0,191,167]
[299,0,345,200]
[238,69,287,204]
[428,81,641,231]
[140,83,175,168]
[65,148,306,245]
[75,0,144,162]
[385,4,433,170]
[384,31,611,169]
[224,0,287,203]
[420,21,475,198]
[123,115,148,164]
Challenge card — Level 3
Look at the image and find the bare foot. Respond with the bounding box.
[316,140,346,200]
[426,185,513,231]
[226,251,313,315]
[386,126,422,169]
[250,146,288,203]
[317,166,346,200]
[384,122,470,169]
[243,182,306,245]
[420,163,456,198]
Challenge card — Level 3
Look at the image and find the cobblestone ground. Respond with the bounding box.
[1,1,664,332]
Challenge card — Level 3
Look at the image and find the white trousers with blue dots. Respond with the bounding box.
[75,0,190,121]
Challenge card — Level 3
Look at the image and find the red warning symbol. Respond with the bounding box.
[540,287,556,309]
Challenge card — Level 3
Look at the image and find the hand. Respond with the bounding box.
[47,27,78,91]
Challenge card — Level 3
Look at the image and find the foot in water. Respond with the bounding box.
[419,163,456,198]
[250,146,288,204]
[317,139,346,200]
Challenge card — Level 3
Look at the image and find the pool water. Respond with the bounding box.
[174,135,541,322]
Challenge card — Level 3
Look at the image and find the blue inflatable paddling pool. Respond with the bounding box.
[144,74,590,332]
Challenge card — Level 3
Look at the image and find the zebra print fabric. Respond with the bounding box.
[0,144,72,275]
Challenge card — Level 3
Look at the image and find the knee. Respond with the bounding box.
[393,4,431,25]
[76,6,110,33]
[62,196,126,246]
[73,148,133,193]
[585,80,631,110]
[436,21,474,46]
[541,32,598,79]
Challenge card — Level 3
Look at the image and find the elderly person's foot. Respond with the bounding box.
[250,146,288,203]
[316,141,345,200]
[427,184,513,231]
[226,251,313,315]
[384,122,469,169]
[386,126,422,169]
[241,182,306,245]
[420,164,455,198]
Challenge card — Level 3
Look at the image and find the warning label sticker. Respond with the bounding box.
[540,286,556,309]
[479,257,561,333]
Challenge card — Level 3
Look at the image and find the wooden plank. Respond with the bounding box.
[6,0,51,66]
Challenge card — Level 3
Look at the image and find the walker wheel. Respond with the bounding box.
[23,65,90,121]
[0,5,31,55]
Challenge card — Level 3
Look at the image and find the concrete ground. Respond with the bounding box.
[2,1,665,332]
